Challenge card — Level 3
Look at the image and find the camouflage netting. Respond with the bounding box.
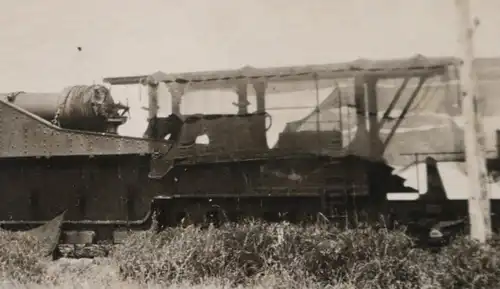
[108,56,500,198]
[284,59,500,164]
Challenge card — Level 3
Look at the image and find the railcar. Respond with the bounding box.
[0,55,485,252]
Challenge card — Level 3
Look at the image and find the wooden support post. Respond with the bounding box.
[347,75,371,158]
[456,0,491,242]
[172,94,181,116]
[254,81,267,113]
[354,75,367,132]
[236,82,249,115]
[143,76,159,142]
[168,83,185,116]
[146,77,159,122]
[365,77,384,159]
[253,81,268,149]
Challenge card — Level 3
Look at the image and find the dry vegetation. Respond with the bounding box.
[1,221,500,289]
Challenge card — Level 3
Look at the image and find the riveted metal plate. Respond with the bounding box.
[0,100,169,158]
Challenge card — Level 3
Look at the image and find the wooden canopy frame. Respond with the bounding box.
[103,54,460,159]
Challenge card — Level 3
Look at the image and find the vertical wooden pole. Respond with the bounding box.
[253,81,268,149]
[365,77,383,160]
[146,77,159,120]
[168,83,185,117]
[254,81,267,113]
[350,75,370,158]
[145,76,159,140]
[236,82,248,115]
[354,76,367,132]
[456,0,491,242]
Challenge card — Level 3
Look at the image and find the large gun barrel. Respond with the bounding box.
[1,85,129,134]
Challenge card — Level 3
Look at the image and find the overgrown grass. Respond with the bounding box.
[1,221,500,288]
[0,230,48,284]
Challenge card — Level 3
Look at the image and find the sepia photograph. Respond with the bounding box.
[0,0,499,288]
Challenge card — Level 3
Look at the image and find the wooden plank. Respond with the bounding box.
[103,56,456,86]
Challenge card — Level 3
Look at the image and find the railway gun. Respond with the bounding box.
[1,54,497,257]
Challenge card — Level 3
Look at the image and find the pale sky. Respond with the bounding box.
[1,0,499,139]
[1,0,499,91]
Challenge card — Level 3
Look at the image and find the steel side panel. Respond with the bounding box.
[0,100,168,158]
